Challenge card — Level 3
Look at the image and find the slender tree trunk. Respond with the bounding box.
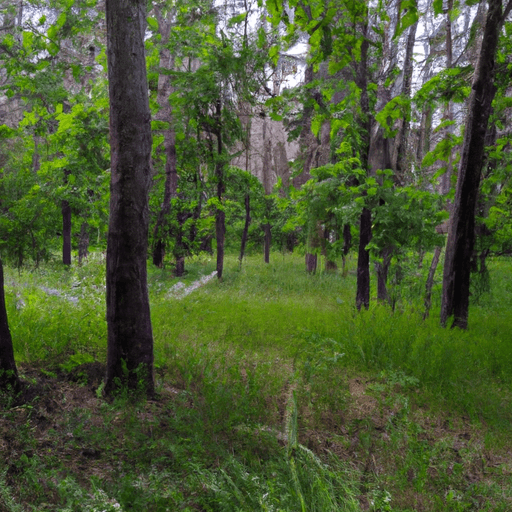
[423,246,442,320]
[0,258,19,390]
[355,18,371,310]
[151,14,177,268]
[239,193,251,267]
[263,223,271,264]
[104,0,154,396]
[441,0,506,329]
[392,21,418,181]
[356,207,372,310]
[78,222,89,264]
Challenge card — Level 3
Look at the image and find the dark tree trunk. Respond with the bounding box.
[263,223,271,264]
[441,0,505,329]
[104,0,154,397]
[305,253,317,274]
[355,19,371,311]
[356,207,372,310]
[216,207,225,279]
[0,259,19,390]
[239,193,250,266]
[62,170,72,266]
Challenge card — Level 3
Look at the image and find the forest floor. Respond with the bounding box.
[1,252,512,511]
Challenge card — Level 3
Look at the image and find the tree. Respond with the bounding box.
[441,0,512,329]
[0,258,19,391]
[104,0,155,396]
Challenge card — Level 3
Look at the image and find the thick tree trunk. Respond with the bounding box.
[0,259,19,390]
[104,0,154,396]
[441,0,505,329]
[239,193,250,266]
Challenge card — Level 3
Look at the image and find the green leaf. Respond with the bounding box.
[228,12,247,27]
[22,31,34,49]
[147,17,158,31]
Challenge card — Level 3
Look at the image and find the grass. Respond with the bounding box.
[1,250,512,510]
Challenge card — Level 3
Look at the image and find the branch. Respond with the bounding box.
[503,0,512,22]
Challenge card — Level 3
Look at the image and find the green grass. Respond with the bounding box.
[1,251,512,510]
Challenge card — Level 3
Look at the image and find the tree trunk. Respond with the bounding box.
[78,222,89,264]
[355,18,372,311]
[305,253,317,274]
[0,258,19,390]
[441,0,505,329]
[423,246,442,320]
[263,223,271,264]
[239,193,250,266]
[356,207,372,310]
[392,21,418,182]
[151,14,178,269]
[104,0,154,397]
[323,228,337,272]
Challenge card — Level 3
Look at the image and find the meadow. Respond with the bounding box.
[1,251,511,511]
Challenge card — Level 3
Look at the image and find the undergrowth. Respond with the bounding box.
[1,252,511,510]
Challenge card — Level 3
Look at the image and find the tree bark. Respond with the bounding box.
[0,258,19,390]
[355,19,372,310]
[356,207,372,310]
[305,253,317,274]
[423,246,442,320]
[104,0,154,396]
[78,222,89,264]
[440,0,505,329]
[263,223,271,264]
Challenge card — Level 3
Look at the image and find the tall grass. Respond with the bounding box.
[3,251,512,510]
